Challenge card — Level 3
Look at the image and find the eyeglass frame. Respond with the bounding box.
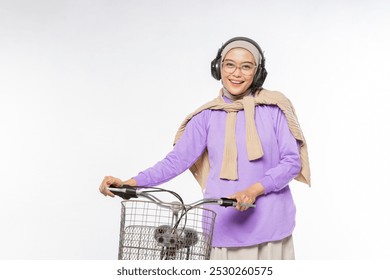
[221,59,258,76]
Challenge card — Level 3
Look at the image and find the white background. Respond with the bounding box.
[1,0,389,260]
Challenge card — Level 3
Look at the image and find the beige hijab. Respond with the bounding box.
[174,88,311,191]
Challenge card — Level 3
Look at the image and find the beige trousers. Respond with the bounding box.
[210,235,295,260]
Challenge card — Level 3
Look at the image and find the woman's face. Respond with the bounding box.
[221,48,257,95]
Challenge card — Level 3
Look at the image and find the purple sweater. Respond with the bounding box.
[134,97,301,247]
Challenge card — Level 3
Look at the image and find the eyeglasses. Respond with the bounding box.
[222,61,257,76]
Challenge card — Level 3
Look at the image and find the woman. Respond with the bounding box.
[99,37,310,260]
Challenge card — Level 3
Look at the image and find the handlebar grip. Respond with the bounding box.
[219,198,256,208]
[219,198,237,207]
[108,184,138,200]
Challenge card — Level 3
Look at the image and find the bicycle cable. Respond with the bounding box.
[138,187,189,236]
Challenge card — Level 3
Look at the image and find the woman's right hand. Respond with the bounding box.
[99,176,123,197]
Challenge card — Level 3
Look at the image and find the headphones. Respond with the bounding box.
[210,37,268,91]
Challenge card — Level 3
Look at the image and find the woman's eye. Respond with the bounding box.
[225,62,235,68]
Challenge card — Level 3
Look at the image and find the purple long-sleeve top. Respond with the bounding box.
[134,96,301,247]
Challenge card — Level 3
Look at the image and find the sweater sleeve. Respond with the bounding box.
[259,106,302,194]
[133,110,209,187]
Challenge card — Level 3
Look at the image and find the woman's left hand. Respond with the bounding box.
[229,182,265,211]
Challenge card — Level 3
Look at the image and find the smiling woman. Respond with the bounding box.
[99,37,311,260]
[221,48,256,97]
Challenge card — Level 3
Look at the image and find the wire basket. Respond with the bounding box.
[118,200,216,260]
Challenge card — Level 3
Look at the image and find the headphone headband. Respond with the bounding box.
[210,37,268,91]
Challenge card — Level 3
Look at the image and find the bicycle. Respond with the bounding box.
[108,185,255,260]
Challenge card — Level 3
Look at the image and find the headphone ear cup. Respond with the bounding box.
[210,57,221,80]
[260,68,268,86]
[259,67,267,86]
[252,67,268,90]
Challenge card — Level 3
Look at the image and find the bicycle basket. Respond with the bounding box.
[118,200,216,260]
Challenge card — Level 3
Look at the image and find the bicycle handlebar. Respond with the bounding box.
[108,185,256,208]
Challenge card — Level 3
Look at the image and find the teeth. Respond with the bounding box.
[231,80,242,84]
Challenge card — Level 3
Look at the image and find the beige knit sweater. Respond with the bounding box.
[174,88,311,191]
